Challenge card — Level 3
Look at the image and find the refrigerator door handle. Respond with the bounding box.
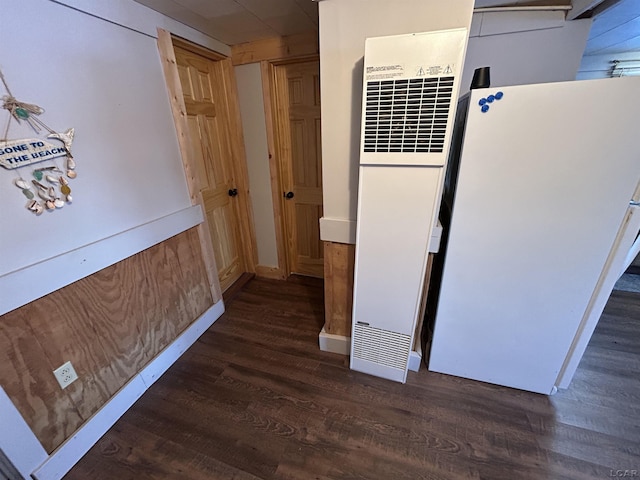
[630,201,640,206]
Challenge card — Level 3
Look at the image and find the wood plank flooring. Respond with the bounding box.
[65,278,640,480]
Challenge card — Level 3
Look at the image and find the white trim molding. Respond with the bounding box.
[0,389,48,480]
[318,328,350,355]
[319,217,356,245]
[408,351,422,372]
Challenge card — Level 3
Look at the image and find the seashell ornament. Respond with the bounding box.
[15,178,34,199]
[15,179,30,190]
[32,179,47,192]
[18,159,75,215]
[27,200,44,215]
[59,176,71,197]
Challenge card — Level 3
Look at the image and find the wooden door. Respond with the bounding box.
[174,46,244,292]
[279,60,323,277]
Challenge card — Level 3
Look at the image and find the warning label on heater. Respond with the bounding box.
[414,64,455,77]
[366,64,404,80]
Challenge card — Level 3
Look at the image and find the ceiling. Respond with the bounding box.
[583,0,640,55]
[134,0,319,45]
[133,0,640,56]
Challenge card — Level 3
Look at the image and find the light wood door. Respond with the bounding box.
[279,60,323,277]
[175,46,244,292]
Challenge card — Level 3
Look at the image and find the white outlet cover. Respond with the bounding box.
[53,361,78,389]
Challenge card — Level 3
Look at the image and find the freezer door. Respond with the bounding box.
[429,77,640,394]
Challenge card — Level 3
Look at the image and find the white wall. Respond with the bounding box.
[235,63,279,268]
[318,4,592,244]
[0,0,227,309]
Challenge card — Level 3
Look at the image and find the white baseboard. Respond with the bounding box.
[408,351,422,372]
[0,389,48,480]
[318,328,350,355]
[30,301,225,480]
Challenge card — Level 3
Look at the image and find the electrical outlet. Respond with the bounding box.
[53,361,78,389]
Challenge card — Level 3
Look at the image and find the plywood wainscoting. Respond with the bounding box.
[0,228,213,456]
[320,241,355,355]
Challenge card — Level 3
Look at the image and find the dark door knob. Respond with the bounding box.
[284,191,294,199]
[228,188,238,197]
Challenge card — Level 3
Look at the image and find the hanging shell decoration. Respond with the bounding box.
[11,147,76,214]
[1,70,78,215]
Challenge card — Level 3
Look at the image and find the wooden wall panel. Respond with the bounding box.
[0,228,212,453]
[0,307,83,451]
[323,241,355,337]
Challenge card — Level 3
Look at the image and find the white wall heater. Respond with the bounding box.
[350,29,469,382]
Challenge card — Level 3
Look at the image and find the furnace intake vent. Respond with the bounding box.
[352,324,412,370]
[363,76,454,153]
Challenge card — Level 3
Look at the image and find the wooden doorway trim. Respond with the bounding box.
[156,29,258,299]
[260,60,289,279]
[261,55,321,278]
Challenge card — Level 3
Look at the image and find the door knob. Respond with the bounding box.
[228,188,238,197]
[284,191,294,199]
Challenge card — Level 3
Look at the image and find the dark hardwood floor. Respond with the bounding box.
[65,277,640,480]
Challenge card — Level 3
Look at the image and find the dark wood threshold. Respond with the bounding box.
[222,272,255,305]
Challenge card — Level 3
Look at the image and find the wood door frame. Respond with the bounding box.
[157,30,258,297]
[261,55,320,279]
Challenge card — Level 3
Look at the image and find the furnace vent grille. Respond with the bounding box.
[352,323,412,370]
[363,76,454,153]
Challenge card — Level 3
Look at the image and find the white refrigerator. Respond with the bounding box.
[428,77,640,395]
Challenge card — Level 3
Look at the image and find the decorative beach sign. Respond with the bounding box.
[0,129,74,169]
[1,69,78,215]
